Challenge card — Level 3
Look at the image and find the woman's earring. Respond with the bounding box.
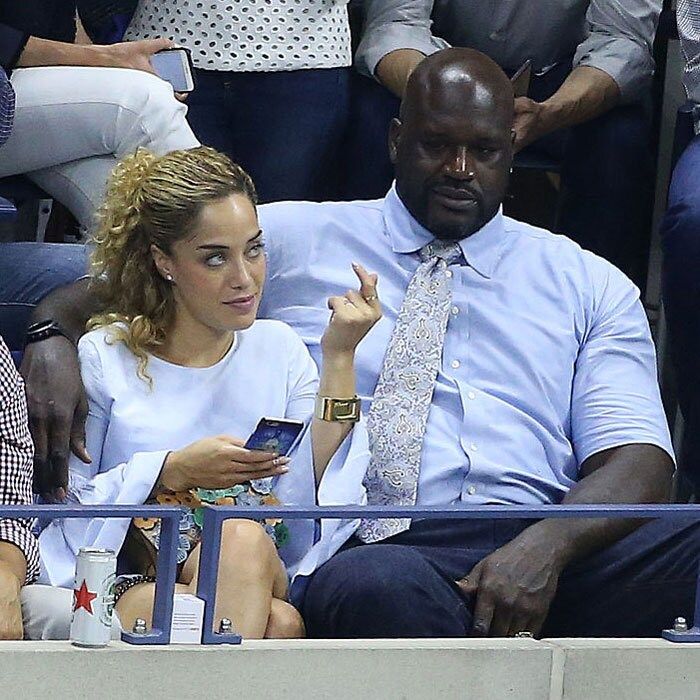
[165,273,173,282]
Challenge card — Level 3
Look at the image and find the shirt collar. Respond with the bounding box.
[382,182,509,279]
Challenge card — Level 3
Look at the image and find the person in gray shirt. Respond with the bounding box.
[343,0,661,286]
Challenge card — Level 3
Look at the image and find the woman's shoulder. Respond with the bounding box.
[244,319,306,344]
[239,320,311,360]
[77,324,133,366]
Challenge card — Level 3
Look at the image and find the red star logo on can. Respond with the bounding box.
[73,579,98,614]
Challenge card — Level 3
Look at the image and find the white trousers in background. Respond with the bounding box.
[0,66,199,228]
[21,584,122,640]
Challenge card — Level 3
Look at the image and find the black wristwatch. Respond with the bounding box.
[25,320,73,346]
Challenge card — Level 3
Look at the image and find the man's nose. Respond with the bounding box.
[444,146,475,179]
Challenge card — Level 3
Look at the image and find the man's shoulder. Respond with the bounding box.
[503,215,635,288]
[259,198,385,236]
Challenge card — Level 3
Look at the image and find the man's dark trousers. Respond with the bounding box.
[662,135,700,494]
[301,517,700,638]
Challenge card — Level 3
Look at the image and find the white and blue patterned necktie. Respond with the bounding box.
[356,239,464,543]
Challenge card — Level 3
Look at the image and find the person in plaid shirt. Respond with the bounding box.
[0,336,38,639]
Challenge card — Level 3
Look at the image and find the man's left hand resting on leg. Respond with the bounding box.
[458,444,674,636]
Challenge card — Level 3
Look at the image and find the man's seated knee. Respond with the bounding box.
[305,544,430,610]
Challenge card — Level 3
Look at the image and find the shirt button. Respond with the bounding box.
[470,443,478,452]
[451,306,459,315]
[451,360,460,369]
[445,270,453,278]
[467,486,476,496]
[468,391,476,400]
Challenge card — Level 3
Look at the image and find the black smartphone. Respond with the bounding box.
[150,47,196,93]
[244,417,305,456]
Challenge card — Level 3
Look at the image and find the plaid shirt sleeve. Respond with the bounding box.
[0,338,39,584]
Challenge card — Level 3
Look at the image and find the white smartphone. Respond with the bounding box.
[150,48,195,93]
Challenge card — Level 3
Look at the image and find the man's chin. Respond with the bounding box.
[425,197,490,240]
[427,213,481,241]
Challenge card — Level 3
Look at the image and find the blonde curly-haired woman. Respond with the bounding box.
[37,146,379,638]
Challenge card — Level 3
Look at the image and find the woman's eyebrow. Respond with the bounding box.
[196,243,230,250]
[195,230,262,250]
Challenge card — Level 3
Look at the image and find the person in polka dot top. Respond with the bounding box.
[126,1,352,203]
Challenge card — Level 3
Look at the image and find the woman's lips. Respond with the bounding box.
[223,295,256,313]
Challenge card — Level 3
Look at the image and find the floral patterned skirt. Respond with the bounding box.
[126,478,289,576]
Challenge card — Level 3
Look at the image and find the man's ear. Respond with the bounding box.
[388,118,402,165]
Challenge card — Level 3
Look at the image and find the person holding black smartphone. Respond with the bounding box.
[36,146,379,638]
[118,0,353,203]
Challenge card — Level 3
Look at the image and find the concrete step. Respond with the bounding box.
[0,638,698,700]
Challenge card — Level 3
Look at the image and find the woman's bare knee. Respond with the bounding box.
[115,582,189,632]
[265,599,305,639]
[219,519,278,575]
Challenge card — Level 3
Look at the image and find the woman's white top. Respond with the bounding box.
[126,0,352,73]
[38,321,369,591]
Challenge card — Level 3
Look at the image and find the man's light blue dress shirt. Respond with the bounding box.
[259,186,673,508]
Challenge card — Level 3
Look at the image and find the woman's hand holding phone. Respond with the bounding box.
[159,435,290,492]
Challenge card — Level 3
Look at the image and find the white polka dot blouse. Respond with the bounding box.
[125,0,352,73]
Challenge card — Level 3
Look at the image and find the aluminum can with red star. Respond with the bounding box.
[70,547,117,647]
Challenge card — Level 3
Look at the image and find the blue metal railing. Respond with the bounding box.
[2,503,699,644]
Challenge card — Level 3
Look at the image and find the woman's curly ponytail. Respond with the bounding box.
[87,146,257,382]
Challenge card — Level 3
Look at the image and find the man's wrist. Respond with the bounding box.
[515,518,577,569]
[24,320,75,347]
[535,98,569,136]
[86,44,121,68]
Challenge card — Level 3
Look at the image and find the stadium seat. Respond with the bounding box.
[0,194,16,221]
[0,175,52,241]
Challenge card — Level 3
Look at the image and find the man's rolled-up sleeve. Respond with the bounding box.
[0,22,29,71]
[573,0,661,103]
[355,0,449,78]
[0,339,39,584]
[571,261,674,467]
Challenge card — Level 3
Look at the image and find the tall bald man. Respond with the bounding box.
[14,49,700,638]
[345,0,659,285]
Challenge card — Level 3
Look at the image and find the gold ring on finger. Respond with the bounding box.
[363,295,377,302]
